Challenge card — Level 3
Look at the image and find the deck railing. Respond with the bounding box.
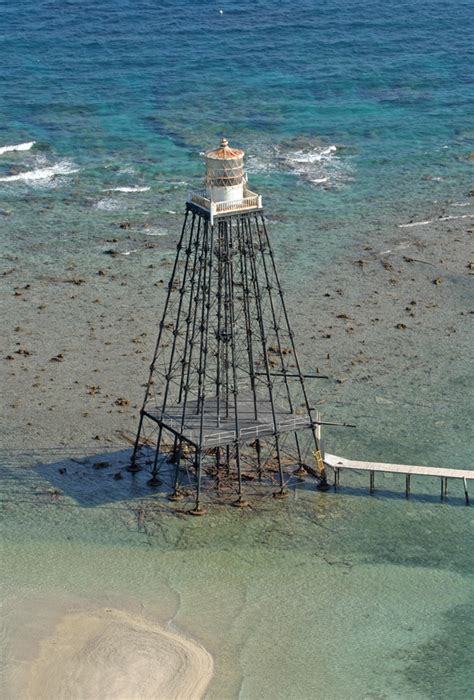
[187,189,262,222]
[151,409,311,448]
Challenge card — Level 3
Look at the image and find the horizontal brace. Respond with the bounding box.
[255,372,329,379]
[312,420,357,429]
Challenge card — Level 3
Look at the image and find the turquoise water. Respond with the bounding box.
[1,0,472,257]
[2,447,473,698]
[1,1,473,698]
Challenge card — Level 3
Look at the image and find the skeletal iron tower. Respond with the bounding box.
[130,138,327,513]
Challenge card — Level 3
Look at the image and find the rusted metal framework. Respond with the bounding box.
[130,203,328,513]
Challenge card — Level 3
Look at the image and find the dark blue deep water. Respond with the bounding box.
[1,0,472,252]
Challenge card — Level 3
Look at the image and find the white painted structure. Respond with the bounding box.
[324,452,473,503]
[205,138,245,203]
[188,138,262,223]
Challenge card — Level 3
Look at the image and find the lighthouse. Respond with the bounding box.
[189,138,262,223]
[129,138,326,513]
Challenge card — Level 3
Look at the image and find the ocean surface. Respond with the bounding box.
[1,1,473,698]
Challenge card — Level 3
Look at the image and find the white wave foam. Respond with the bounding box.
[103,186,150,193]
[118,166,136,175]
[95,198,125,211]
[245,155,275,173]
[286,145,337,164]
[308,177,329,184]
[399,214,473,228]
[398,220,433,228]
[0,141,35,155]
[439,214,473,221]
[450,202,471,207]
[0,160,78,183]
[247,141,351,189]
[142,227,169,236]
[282,144,350,188]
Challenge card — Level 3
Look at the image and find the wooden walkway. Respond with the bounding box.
[324,453,474,504]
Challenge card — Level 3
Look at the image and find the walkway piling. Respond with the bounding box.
[324,453,473,505]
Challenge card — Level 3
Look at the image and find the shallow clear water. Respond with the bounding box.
[1,1,473,697]
[2,447,473,698]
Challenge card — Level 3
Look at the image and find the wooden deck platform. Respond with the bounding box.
[144,395,312,448]
[324,453,474,504]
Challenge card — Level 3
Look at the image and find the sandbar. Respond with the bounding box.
[21,607,213,700]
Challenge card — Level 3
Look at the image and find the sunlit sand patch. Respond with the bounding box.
[22,607,213,700]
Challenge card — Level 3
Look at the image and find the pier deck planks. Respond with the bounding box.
[324,453,474,480]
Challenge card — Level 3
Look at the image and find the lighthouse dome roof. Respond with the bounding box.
[205,137,244,160]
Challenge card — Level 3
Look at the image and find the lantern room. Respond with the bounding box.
[187,137,262,223]
[205,138,245,203]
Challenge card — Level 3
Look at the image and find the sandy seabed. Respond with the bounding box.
[15,607,213,700]
[1,203,472,700]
